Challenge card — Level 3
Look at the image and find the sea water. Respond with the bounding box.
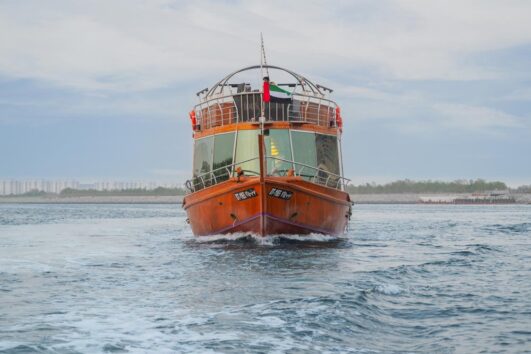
[0,204,530,353]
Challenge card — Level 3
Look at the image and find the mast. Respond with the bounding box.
[260,33,269,79]
[260,33,267,122]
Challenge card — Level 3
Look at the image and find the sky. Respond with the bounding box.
[1,0,530,186]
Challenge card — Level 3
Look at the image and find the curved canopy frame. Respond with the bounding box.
[204,65,324,98]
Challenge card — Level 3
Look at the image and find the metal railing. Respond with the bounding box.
[193,92,339,131]
[185,157,259,193]
[265,156,349,190]
[185,156,350,193]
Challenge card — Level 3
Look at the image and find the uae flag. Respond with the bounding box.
[263,78,292,104]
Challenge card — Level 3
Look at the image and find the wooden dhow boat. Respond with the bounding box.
[182,64,351,236]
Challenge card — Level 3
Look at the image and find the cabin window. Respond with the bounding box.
[291,131,340,181]
[193,129,340,188]
[234,129,260,175]
[315,133,340,175]
[213,132,235,181]
[193,136,214,188]
[265,129,292,175]
[291,131,317,179]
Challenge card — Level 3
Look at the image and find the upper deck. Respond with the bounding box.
[190,65,342,137]
[186,65,348,193]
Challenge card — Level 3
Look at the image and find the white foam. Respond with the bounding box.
[193,232,258,243]
[257,315,286,327]
[193,232,344,245]
[273,233,342,242]
[374,283,404,295]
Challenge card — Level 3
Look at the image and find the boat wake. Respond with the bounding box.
[191,232,346,247]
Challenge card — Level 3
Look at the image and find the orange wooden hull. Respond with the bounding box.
[183,176,351,236]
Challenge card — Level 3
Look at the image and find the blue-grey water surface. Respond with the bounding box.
[0,204,530,353]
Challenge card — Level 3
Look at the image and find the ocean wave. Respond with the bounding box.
[465,243,501,253]
[372,283,405,296]
[483,222,531,234]
[2,204,530,353]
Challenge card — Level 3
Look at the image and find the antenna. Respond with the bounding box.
[260,33,269,79]
[259,33,269,126]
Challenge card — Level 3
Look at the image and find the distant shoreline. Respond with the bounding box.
[0,195,183,204]
[350,193,531,204]
[1,193,530,204]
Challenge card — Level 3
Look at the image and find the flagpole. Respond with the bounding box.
[260,33,265,121]
[261,33,269,78]
[260,32,264,81]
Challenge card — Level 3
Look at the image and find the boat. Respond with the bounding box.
[182,63,351,236]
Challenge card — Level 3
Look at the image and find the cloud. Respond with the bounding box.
[334,82,528,136]
[0,1,231,91]
[433,103,522,131]
[501,88,531,101]
[334,85,398,101]
[1,1,530,138]
[1,0,531,92]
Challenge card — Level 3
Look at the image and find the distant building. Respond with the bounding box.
[0,179,184,195]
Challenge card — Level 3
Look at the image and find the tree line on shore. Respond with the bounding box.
[59,187,188,196]
[4,179,531,197]
[345,179,520,194]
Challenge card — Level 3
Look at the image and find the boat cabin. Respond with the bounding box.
[186,65,347,193]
